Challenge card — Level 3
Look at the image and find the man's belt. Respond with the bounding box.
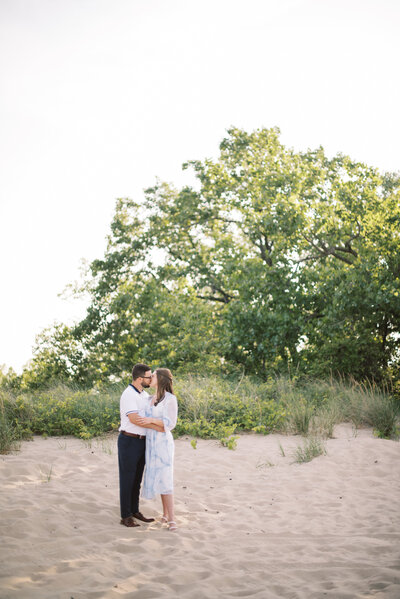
[121,431,146,439]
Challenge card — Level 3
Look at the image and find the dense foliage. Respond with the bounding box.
[4,127,400,388]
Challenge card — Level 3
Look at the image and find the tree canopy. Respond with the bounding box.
[20,127,400,386]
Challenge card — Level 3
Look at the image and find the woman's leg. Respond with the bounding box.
[161,493,175,527]
[160,494,168,521]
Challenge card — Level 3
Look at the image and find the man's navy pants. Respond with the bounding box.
[118,433,146,519]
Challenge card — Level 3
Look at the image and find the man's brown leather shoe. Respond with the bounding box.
[120,517,140,527]
[132,511,155,523]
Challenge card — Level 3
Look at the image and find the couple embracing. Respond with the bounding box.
[118,363,178,531]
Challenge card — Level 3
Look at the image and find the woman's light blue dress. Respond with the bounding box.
[142,392,178,499]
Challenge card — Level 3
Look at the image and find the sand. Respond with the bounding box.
[0,424,399,599]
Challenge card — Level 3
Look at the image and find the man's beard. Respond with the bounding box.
[142,382,150,388]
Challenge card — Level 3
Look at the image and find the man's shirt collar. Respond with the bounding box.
[129,383,142,394]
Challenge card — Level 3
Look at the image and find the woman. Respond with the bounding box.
[136,368,178,531]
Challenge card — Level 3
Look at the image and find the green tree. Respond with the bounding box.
[25,128,400,385]
[21,324,91,388]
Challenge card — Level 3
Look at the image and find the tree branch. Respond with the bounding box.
[166,235,234,303]
[304,311,324,320]
[300,231,359,265]
[254,233,273,266]
[196,294,231,304]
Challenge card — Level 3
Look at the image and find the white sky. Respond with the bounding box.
[1,0,399,373]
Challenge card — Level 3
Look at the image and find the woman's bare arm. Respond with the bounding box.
[135,416,165,432]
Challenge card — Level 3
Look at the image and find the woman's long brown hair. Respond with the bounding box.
[154,368,174,405]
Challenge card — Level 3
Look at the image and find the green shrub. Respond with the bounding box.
[2,385,121,441]
[219,435,239,450]
[174,417,237,439]
[174,375,286,439]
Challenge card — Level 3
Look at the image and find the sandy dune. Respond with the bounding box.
[0,424,399,598]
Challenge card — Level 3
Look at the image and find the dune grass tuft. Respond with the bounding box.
[293,437,327,464]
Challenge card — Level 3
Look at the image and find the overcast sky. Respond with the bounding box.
[1,0,399,373]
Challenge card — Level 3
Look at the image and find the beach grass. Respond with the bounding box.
[0,375,398,454]
[293,437,327,463]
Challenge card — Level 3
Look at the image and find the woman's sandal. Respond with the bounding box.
[159,515,168,524]
[168,521,178,531]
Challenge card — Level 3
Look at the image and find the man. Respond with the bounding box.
[118,362,155,527]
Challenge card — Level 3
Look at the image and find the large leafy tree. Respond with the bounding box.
[24,128,400,384]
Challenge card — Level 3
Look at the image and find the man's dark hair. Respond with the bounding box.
[132,363,152,380]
